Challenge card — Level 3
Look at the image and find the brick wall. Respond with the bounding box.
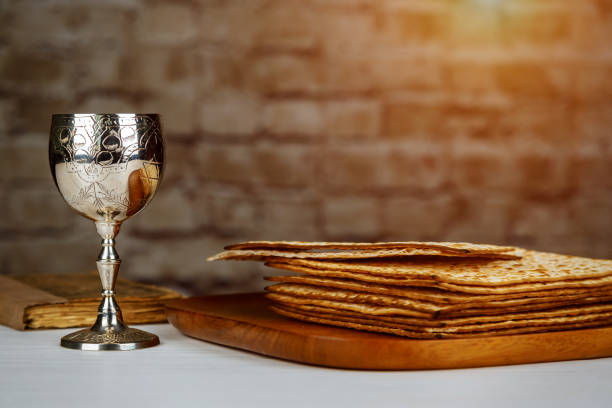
[1,0,611,294]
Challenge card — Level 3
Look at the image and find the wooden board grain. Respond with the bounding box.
[165,293,612,370]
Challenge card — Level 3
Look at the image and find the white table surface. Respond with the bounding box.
[1,324,611,408]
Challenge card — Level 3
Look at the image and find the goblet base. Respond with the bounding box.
[60,327,160,351]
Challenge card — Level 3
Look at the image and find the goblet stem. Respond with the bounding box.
[91,221,127,333]
[59,221,160,350]
[95,222,121,295]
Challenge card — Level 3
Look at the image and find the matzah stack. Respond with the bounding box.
[208,241,612,339]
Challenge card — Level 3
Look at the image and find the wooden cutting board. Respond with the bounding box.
[165,293,612,370]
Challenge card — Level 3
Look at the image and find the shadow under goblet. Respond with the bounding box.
[49,113,164,350]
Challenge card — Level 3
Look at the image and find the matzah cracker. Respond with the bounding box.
[270,251,612,286]
[266,293,432,318]
[444,297,612,317]
[267,283,442,314]
[266,282,612,317]
[225,240,518,254]
[275,303,612,333]
[265,275,612,306]
[266,293,612,325]
[212,240,612,338]
[274,303,444,327]
[207,247,524,262]
[266,261,612,294]
[272,304,612,334]
[271,305,612,339]
[279,294,612,320]
[273,303,612,332]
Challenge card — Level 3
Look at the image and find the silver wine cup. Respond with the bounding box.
[49,113,164,350]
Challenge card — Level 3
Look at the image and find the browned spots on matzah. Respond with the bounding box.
[268,251,612,286]
[267,283,443,314]
[273,304,612,334]
[265,275,612,305]
[265,283,612,317]
[266,293,612,325]
[266,293,433,318]
[271,305,612,339]
[266,261,612,295]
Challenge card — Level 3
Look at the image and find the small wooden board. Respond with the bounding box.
[165,293,612,370]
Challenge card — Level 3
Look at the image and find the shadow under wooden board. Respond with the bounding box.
[165,293,612,370]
